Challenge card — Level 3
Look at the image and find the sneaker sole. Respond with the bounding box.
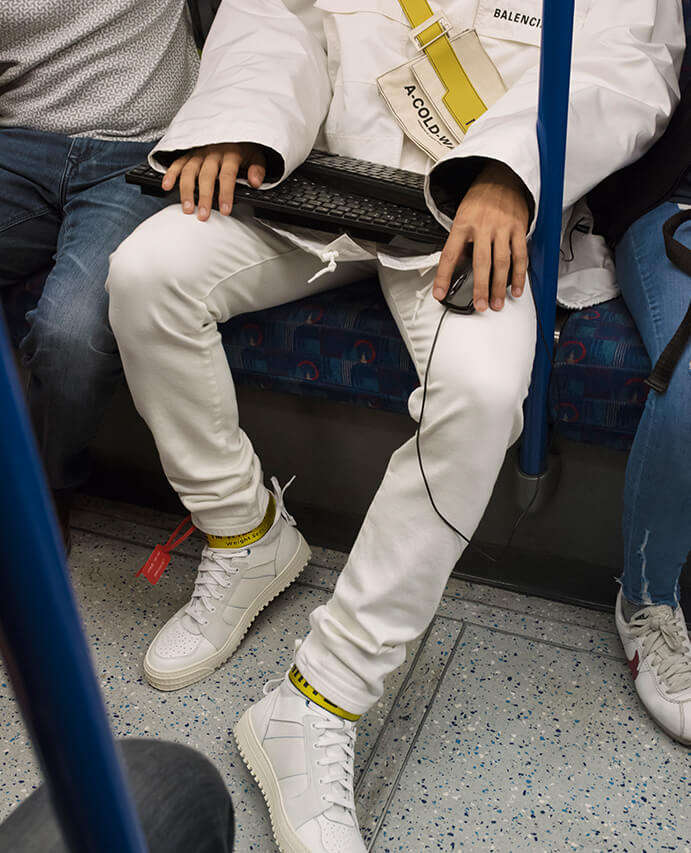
[144,534,311,691]
[616,616,691,747]
[631,681,691,746]
[234,707,312,853]
[651,715,691,746]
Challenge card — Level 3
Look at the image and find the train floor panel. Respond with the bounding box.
[0,495,688,850]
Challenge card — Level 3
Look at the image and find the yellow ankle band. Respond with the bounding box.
[289,665,361,722]
[206,494,276,549]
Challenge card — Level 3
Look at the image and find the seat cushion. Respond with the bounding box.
[220,277,418,413]
[222,283,650,451]
[2,276,650,451]
[549,298,650,450]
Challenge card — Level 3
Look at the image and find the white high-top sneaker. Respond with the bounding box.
[144,478,311,691]
[235,672,366,853]
[615,590,691,745]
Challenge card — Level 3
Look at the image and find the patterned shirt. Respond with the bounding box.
[0,0,200,142]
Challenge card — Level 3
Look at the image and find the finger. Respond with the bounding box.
[490,230,511,311]
[162,155,190,191]
[472,236,492,312]
[179,156,203,214]
[247,150,267,190]
[218,153,241,216]
[433,224,471,301]
[247,162,266,189]
[510,229,529,297]
[197,154,222,221]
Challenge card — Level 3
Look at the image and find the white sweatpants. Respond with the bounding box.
[107,204,536,714]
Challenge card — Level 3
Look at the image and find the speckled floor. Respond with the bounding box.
[1,495,689,851]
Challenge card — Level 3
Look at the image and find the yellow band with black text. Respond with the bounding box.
[289,665,361,721]
[206,494,276,549]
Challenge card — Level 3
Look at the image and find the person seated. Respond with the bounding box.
[0,739,234,852]
[0,1,200,548]
[106,1,684,849]
[590,78,691,746]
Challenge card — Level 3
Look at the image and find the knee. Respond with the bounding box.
[433,357,529,427]
[117,739,233,843]
[107,238,149,343]
[648,372,691,467]
[21,300,116,376]
[106,210,202,345]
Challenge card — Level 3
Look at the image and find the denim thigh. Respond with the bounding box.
[616,201,691,604]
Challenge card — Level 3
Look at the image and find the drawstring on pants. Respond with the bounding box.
[308,251,339,284]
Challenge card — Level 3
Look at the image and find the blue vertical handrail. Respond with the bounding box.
[0,309,147,852]
[520,0,575,476]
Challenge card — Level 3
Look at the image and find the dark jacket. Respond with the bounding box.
[187,0,222,50]
[588,83,691,248]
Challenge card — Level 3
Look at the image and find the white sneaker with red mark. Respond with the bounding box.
[143,479,311,691]
[615,589,691,745]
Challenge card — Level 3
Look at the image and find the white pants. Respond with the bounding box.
[107,205,536,714]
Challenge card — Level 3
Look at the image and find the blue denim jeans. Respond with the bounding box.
[616,198,691,607]
[0,128,172,490]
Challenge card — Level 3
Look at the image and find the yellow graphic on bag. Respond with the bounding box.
[398,0,487,134]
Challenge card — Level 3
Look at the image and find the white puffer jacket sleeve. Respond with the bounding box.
[425,0,686,237]
[149,0,331,187]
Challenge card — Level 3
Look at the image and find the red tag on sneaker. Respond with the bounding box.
[137,545,171,585]
[136,516,196,585]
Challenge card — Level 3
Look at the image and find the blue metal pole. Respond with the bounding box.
[0,309,147,853]
[520,0,575,476]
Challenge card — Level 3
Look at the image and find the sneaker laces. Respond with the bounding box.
[185,476,296,628]
[271,474,297,527]
[184,546,250,626]
[264,655,358,825]
[629,606,691,693]
[313,716,358,821]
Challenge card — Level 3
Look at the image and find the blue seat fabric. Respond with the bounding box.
[2,275,650,450]
[220,282,650,451]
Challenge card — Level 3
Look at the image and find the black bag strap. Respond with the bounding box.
[645,210,691,394]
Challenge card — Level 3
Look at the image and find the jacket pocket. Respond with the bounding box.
[314,1,411,161]
[314,0,406,23]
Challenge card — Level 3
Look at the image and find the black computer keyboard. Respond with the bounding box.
[125,152,447,249]
[299,150,428,211]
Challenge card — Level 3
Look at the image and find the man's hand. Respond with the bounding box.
[433,161,531,312]
[161,142,267,221]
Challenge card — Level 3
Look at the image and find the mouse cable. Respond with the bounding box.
[416,266,561,565]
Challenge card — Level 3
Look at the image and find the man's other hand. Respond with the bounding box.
[433,161,531,312]
[161,142,267,221]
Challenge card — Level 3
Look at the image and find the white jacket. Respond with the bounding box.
[150,0,685,308]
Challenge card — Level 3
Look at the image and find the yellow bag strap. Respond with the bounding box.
[397,0,487,134]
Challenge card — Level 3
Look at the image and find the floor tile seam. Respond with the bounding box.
[292,579,337,595]
[71,528,338,592]
[72,528,343,576]
[74,514,346,569]
[304,569,617,634]
[70,527,616,639]
[366,621,468,852]
[71,525,202,555]
[441,593,617,635]
[436,615,626,662]
[451,571,617,614]
[304,560,343,574]
[354,620,438,797]
[72,507,179,534]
